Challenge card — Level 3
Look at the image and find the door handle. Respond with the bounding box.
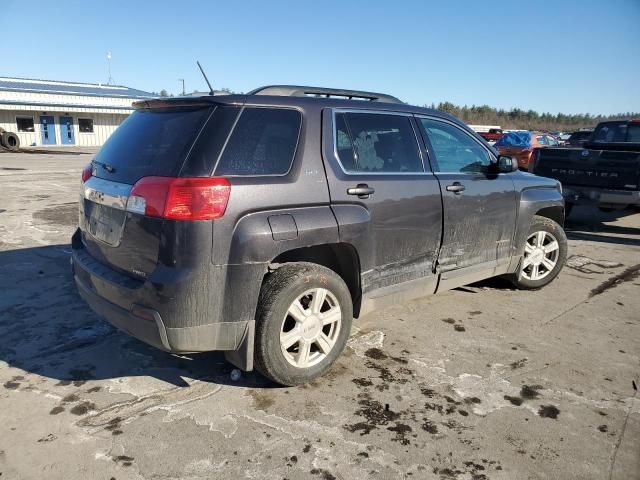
[347,184,375,199]
[446,182,466,194]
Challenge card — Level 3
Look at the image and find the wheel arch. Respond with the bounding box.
[268,243,363,318]
[534,205,565,227]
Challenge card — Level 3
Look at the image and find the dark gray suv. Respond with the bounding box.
[72,85,567,386]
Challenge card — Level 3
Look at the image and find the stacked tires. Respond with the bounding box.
[0,128,20,151]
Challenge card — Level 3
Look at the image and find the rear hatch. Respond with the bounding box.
[534,147,640,191]
[79,103,227,279]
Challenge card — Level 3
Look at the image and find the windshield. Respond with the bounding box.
[92,106,213,184]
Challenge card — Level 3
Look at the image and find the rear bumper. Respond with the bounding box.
[71,232,252,354]
[563,186,640,207]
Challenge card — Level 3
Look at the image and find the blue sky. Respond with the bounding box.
[2,0,639,115]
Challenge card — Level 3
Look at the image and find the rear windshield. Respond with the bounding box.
[92,106,213,183]
[591,122,640,143]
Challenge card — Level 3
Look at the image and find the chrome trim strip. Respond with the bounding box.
[83,176,132,211]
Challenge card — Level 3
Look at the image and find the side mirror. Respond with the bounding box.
[496,155,518,173]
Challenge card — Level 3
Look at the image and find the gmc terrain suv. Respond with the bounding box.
[72,85,568,386]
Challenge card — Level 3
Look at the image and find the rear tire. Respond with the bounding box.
[254,262,353,386]
[509,215,567,290]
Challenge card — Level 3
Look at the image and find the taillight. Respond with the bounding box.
[127,177,231,220]
[81,163,93,183]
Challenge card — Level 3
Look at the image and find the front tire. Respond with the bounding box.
[510,215,567,290]
[254,262,353,386]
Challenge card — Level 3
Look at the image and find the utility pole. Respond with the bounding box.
[178,78,185,96]
[107,51,114,85]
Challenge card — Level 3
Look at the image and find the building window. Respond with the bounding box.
[78,118,94,133]
[16,116,35,132]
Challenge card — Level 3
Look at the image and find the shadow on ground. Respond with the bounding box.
[0,244,274,389]
[566,206,640,246]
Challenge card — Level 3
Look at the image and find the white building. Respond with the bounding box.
[0,77,156,147]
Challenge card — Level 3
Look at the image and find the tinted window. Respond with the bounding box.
[16,116,34,132]
[592,122,628,142]
[78,118,94,133]
[535,135,548,145]
[215,108,301,176]
[93,107,213,183]
[334,112,422,173]
[628,124,640,142]
[420,119,491,173]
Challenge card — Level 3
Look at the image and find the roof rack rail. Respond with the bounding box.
[248,85,403,104]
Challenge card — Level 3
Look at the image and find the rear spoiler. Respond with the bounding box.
[132,96,242,110]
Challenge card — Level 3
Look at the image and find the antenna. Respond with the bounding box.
[197,61,214,96]
[107,51,114,85]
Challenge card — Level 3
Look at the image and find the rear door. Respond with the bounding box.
[417,117,517,290]
[321,109,443,296]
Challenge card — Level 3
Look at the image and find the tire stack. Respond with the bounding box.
[0,127,20,151]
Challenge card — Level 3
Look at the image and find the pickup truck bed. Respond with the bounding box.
[532,121,640,210]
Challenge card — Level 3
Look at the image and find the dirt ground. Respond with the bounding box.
[1,151,639,480]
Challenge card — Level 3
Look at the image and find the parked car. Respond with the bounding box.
[494,131,559,170]
[564,129,593,147]
[72,85,567,386]
[478,128,503,144]
[533,119,640,216]
[557,132,571,146]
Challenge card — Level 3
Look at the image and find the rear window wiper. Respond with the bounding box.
[93,160,116,173]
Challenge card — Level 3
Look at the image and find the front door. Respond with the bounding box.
[59,116,75,145]
[417,117,517,290]
[322,109,443,297]
[40,116,56,145]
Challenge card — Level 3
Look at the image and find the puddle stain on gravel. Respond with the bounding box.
[70,401,96,416]
[32,203,78,227]
[590,264,640,297]
[538,405,560,419]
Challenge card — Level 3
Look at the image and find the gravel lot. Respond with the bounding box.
[1,151,639,480]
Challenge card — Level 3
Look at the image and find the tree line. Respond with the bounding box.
[150,88,637,132]
[429,102,639,131]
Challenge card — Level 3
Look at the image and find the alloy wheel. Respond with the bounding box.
[521,230,560,281]
[280,288,342,369]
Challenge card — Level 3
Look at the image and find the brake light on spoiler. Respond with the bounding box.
[126,177,231,220]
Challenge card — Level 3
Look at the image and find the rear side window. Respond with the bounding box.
[334,112,423,173]
[93,107,213,183]
[628,124,640,142]
[215,108,301,176]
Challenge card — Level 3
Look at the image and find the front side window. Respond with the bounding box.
[420,118,491,173]
[79,118,94,133]
[215,107,301,176]
[16,116,35,132]
[334,112,423,173]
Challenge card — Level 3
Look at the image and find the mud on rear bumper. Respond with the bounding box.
[71,242,254,366]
